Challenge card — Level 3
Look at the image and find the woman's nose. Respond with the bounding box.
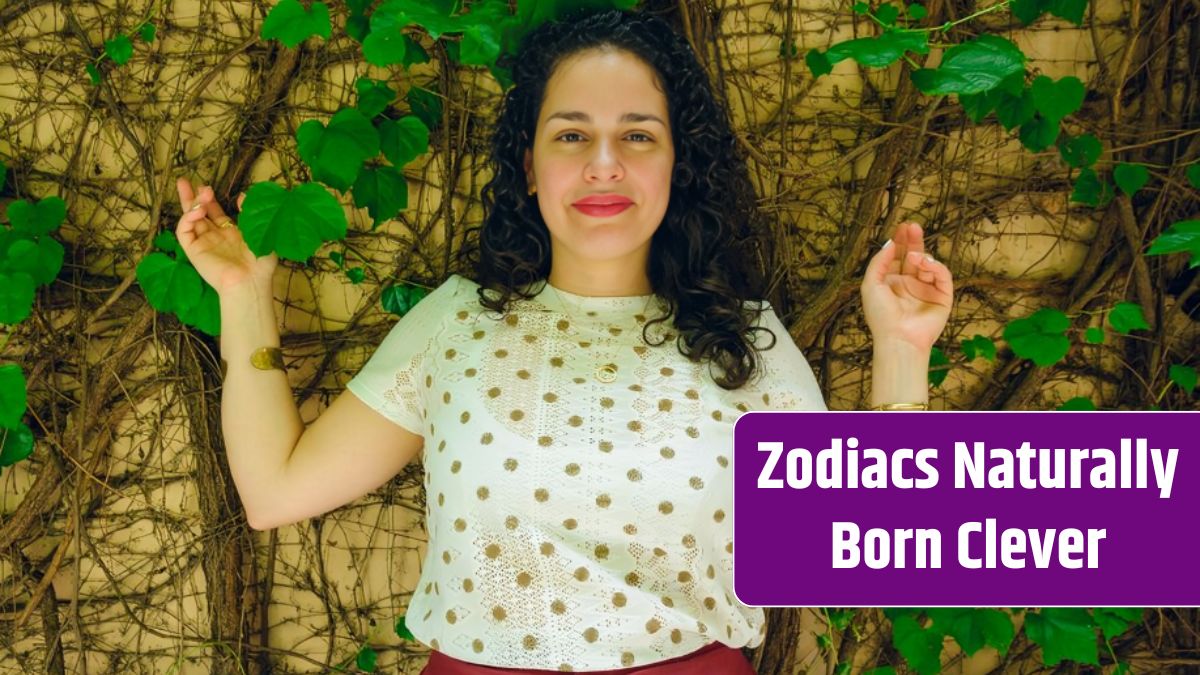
[584,140,624,182]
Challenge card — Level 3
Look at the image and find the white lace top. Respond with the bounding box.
[345,274,826,670]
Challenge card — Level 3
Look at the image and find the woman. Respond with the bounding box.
[173,9,952,674]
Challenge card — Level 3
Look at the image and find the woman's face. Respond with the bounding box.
[524,48,675,286]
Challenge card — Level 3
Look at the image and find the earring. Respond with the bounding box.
[527,184,537,196]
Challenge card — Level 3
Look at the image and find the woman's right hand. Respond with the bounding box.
[175,177,278,296]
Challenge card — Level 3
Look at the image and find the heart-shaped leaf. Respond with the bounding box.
[1024,608,1098,666]
[1107,301,1149,333]
[7,196,66,236]
[1030,75,1085,122]
[1018,114,1060,152]
[137,252,203,314]
[353,166,409,228]
[1113,163,1149,196]
[296,108,380,191]
[105,34,134,65]
[1004,308,1070,367]
[261,0,332,48]
[237,182,349,262]
[379,116,430,167]
[1168,364,1196,395]
[1058,133,1102,169]
[382,283,428,317]
[0,364,27,429]
[356,77,397,119]
[910,34,1025,95]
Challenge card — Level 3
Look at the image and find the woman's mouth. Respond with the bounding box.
[572,195,634,217]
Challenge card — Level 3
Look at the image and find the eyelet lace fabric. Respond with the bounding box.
[346,274,826,670]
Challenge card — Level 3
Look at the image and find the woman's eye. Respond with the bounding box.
[557,132,585,142]
[627,133,652,142]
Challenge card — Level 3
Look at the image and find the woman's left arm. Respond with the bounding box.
[860,221,955,409]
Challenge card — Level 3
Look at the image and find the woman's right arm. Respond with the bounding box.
[178,178,423,531]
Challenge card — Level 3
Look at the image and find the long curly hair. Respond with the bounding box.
[461,9,777,389]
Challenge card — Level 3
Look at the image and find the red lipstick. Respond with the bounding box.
[572,194,634,218]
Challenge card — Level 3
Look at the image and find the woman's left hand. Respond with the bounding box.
[860,221,953,352]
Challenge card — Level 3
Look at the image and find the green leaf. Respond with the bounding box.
[382,283,428,317]
[1107,301,1149,333]
[1058,133,1102,169]
[355,645,377,672]
[928,346,949,387]
[461,22,502,65]
[779,40,799,59]
[1187,163,1200,189]
[296,108,380,192]
[1058,396,1095,411]
[353,166,409,228]
[806,48,833,78]
[2,235,64,286]
[379,116,430,167]
[1113,163,1149,196]
[994,88,1037,131]
[176,281,221,335]
[1169,364,1197,395]
[1023,608,1099,667]
[1084,326,1104,344]
[1030,75,1085,122]
[1018,114,1060,152]
[1046,0,1087,25]
[1071,167,1113,208]
[1010,0,1043,24]
[104,34,134,65]
[395,614,416,640]
[136,252,203,314]
[827,608,854,630]
[237,182,349,262]
[154,230,184,258]
[891,614,944,675]
[1146,219,1200,268]
[356,77,397,119]
[816,633,832,651]
[261,0,332,48]
[961,335,996,361]
[906,4,927,20]
[0,272,36,325]
[0,422,33,466]
[926,608,1014,658]
[833,663,851,675]
[0,364,27,429]
[825,30,930,69]
[86,63,102,85]
[138,23,156,42]
[910,34,1025,96]
[875,4,900,26]
[853,2,870,13]
[7,196,66,236]
[1092,607,1143,640]
[346,267,366,284]
[362,28,430,67]
[406,86,443,130]
[329,250,345,268]
[1004,308,1070,367]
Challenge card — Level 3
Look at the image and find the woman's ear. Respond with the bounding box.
[523,149,535,188]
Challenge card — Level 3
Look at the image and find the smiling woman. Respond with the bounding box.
[176,7,953,675]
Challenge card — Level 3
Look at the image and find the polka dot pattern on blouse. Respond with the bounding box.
[345,274,826,670]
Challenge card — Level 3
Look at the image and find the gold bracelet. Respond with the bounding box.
[220,346,285,377]
[871,402,929,411]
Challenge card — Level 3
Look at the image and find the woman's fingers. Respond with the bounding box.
[864,239,898,285]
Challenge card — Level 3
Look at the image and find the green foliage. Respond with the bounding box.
[961,334,996,361]
[379,116,431,167]
[1084,326,1105,344]
[2,196,66,324]
[262,0,332,48]
[928,346,948,387]
[1058,133,1102,169]
[356,77,398,119]
[0,365,26,430]
[406,86,443,130]
[1093,608,1143,640]
[395,614,415,640]
[355,645,377,672]
[910,35,1025,95]
[1168,364,1196,395]
[1024,608,1099,666]
[890,613,944,675]
[382,283,429,317]
[1145,219,1200,268]
[237,182,349,262]
[925,608,1014,658]
[296,108,381,191]
[1004,308,1070,366]
[1030,75,1085,121]
[1057,396,1095,410]
[1187,163,1200,189]
[1113,163,1149,196]
[1070,167,1114,207]
[353,167,409,229]
[1106,301,1149,334]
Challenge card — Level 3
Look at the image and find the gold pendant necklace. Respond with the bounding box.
[547,282,646,385]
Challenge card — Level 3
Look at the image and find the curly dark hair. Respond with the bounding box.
[461,9,778,389]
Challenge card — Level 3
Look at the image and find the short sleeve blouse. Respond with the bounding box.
[345,274,826,670]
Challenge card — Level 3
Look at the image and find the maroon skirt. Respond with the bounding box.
[420,641,757,674]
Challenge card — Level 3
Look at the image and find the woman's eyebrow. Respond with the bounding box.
[545,111,666,125]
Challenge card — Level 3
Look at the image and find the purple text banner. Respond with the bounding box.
[733,411,1198,606]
